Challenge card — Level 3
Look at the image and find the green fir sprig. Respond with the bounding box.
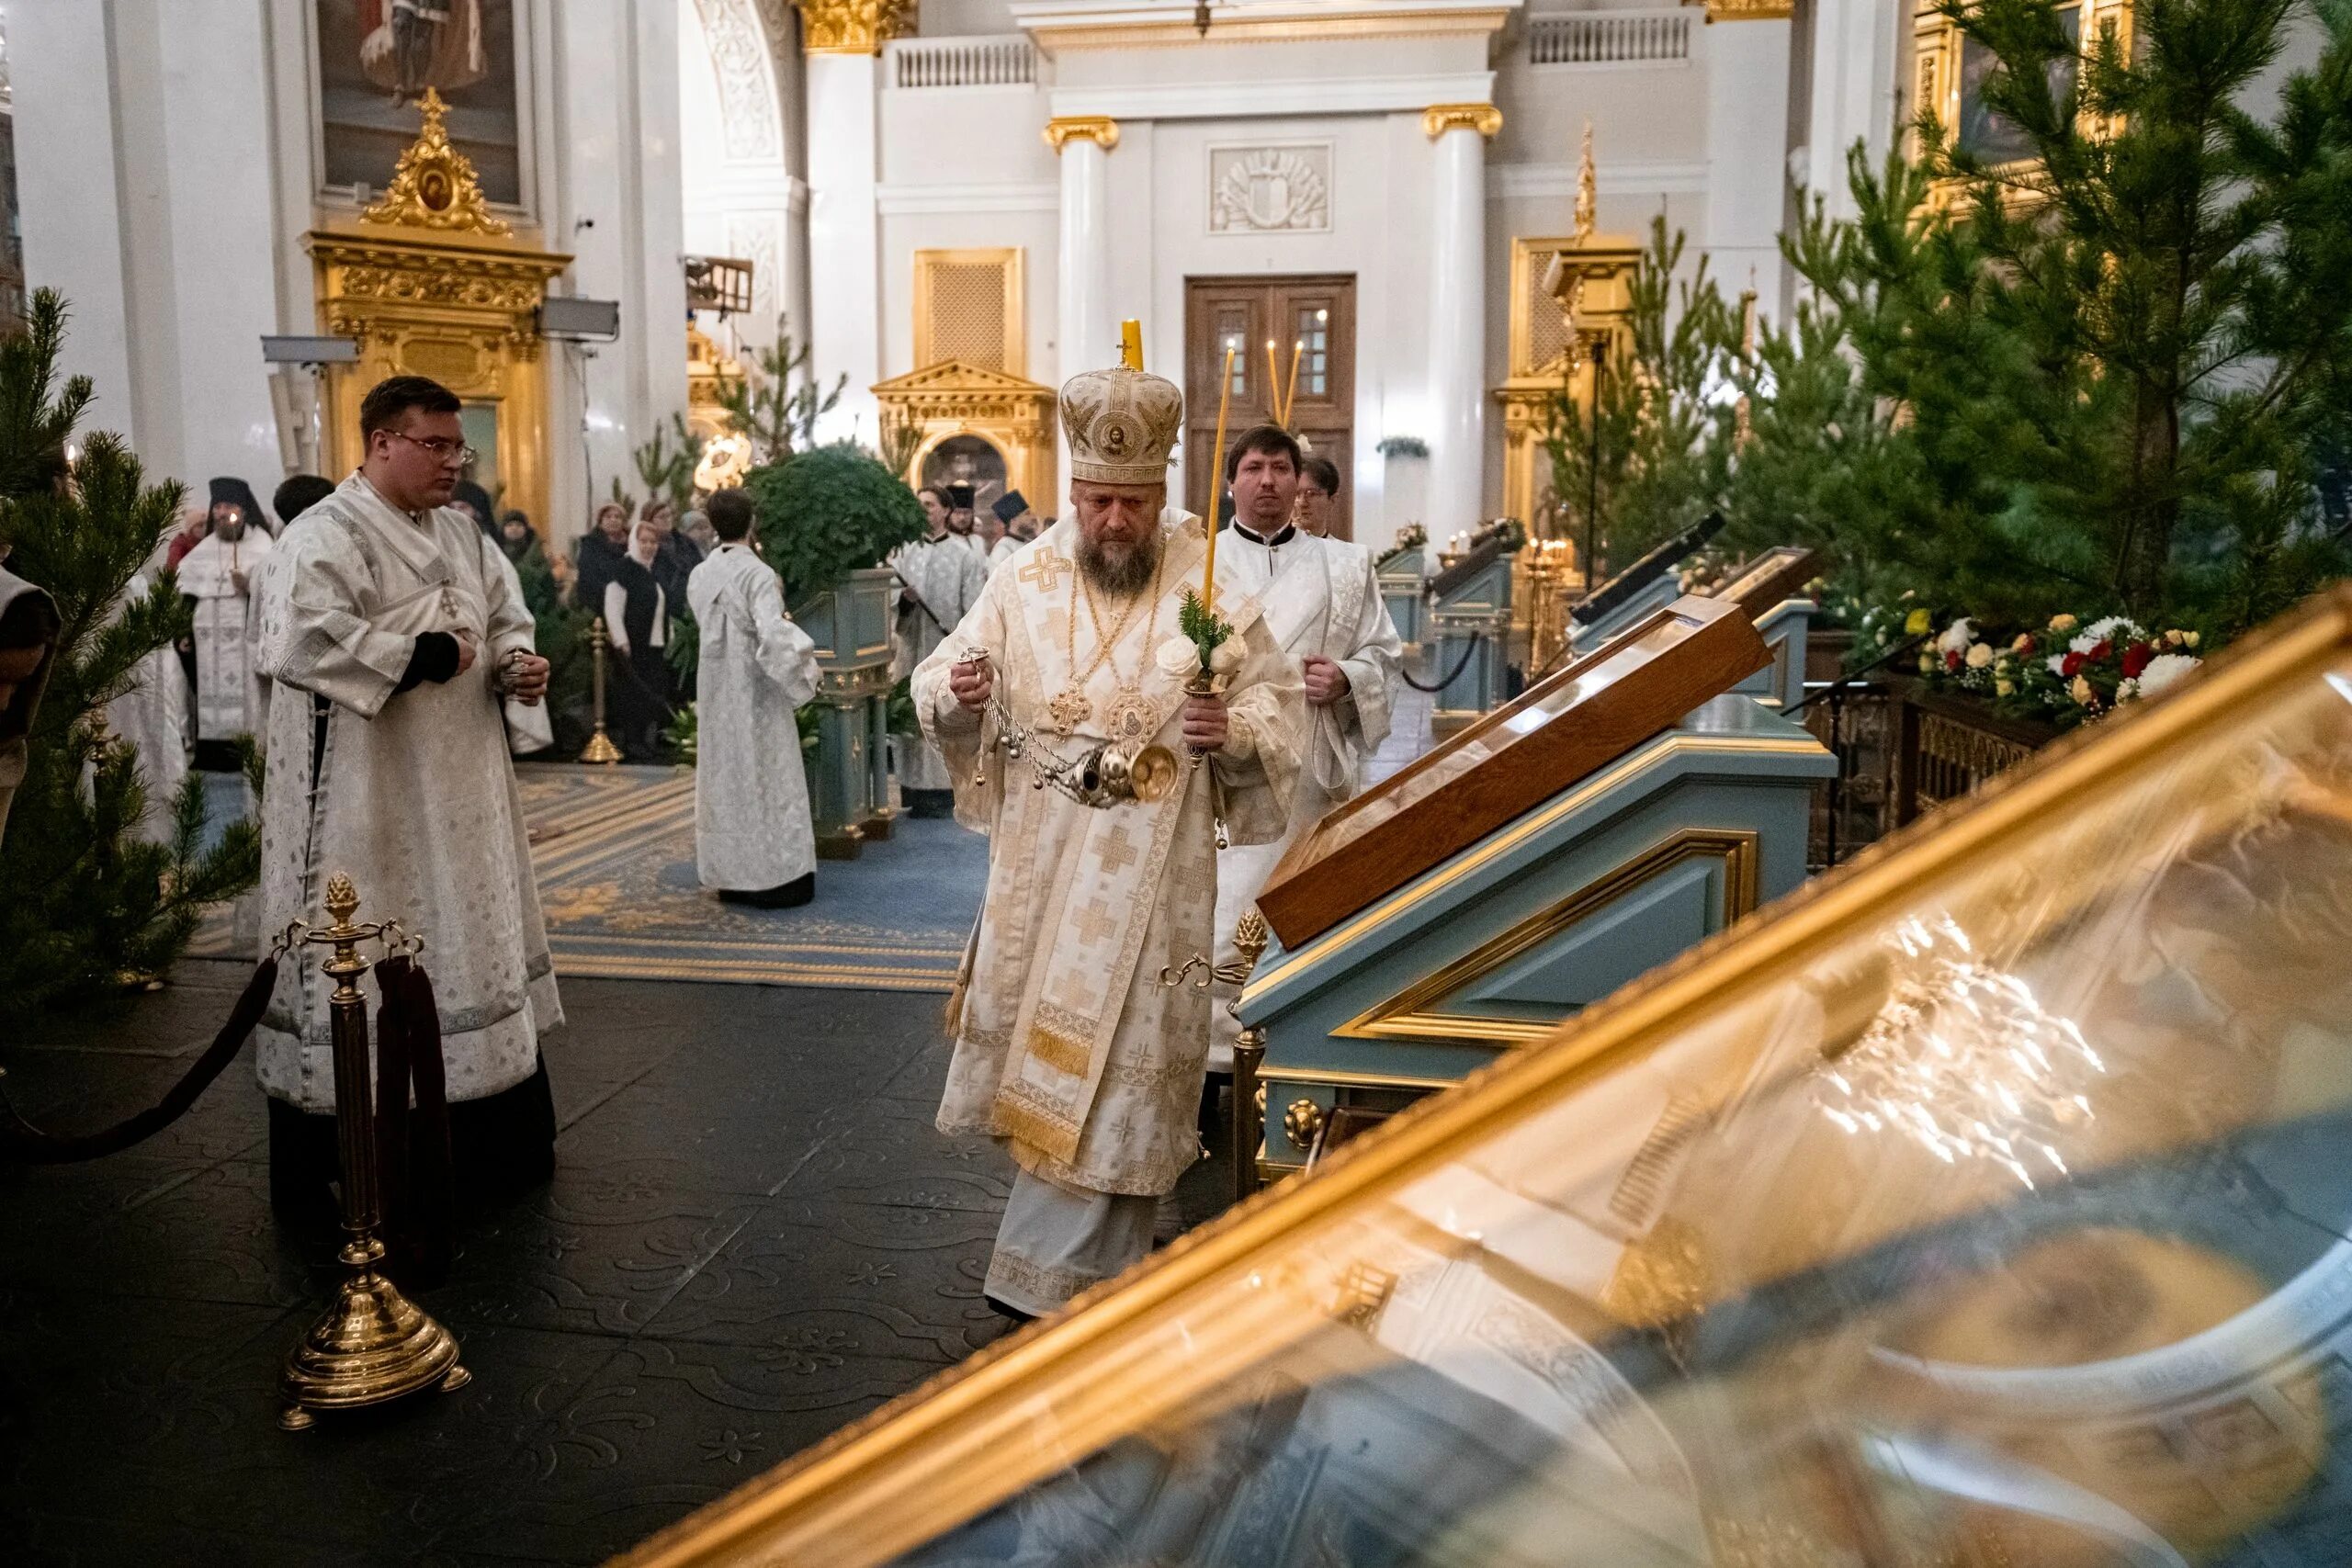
[1178,586,1232,674]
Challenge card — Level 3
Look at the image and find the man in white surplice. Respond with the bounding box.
[177,489,274,750]
[914,362,1303,1320]
[252,374,560,1212]
[1209,429,1401,1068]
[687,488,821,908]
[891,488,988,818]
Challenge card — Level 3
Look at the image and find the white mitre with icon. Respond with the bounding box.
[1058,363,1184,487]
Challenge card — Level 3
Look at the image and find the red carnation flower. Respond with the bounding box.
[2060,651,2086,678]
[1945,649,1963,671]
[2087,639,2112,664]
[2121,642,2154,679]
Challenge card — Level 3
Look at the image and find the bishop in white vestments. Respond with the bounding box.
[891,504,989,818]
[687,489,821,908]
[252,376,560,1209]
[914,362,1304,1319]
[1208,429,1402,1066]
[177,499,274,750]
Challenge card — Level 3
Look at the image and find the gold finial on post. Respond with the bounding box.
[280,874,469,1431]
[581,615,623,765]
[1223,908,1273,1203]
[1574,119,1599,243]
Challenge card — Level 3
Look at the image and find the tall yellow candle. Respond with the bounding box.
[1204,345,1236,612]
[1263,340,1282,421]
[1120,319,1144,371]
[1283,339,1305,423]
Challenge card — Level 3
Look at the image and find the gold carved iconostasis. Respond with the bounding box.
[305,91,568,536]
[873,247,1057,515]
[1494,231,1638,556]
[307,1,567,534]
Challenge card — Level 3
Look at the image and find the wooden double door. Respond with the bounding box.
[1183,275,1356,539]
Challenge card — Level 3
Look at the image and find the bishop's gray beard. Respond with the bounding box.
[1077,528,1161,596]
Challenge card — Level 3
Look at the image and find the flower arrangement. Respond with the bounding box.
[1162,589,1240,687]
[1374,524,1427,571]
[1910,611,2203,724]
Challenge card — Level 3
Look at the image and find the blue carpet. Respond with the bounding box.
[191,763,987,993]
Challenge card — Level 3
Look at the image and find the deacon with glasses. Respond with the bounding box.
[253,374,563,1213]
[913,359,1302,1320]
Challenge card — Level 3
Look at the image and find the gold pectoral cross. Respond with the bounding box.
[1046,687,1091,735]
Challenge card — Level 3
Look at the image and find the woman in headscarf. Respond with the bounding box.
[602,513,673,760]
[498,509,560,621]
[450,479,498,540]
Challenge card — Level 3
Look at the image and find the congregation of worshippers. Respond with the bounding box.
[126,359,1396,1319]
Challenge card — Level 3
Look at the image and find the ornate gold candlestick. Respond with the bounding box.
[1226,910,1272,1203]
[279,874,469,1431]
[580,615,623,764]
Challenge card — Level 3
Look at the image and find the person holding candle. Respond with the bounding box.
[1206,427,1401,1075]
[910,358,1302,1321]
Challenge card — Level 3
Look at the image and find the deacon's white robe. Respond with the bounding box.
[986,535,1022,577]
[178,529,274,741]
[114,562,190,845]
[687,543,820,891]
[1210,528,1402,1066]
[914,516,1304,1314]
[252,472,561,1112]
[890,533,988,793]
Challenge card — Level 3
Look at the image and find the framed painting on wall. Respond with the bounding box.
[315,0,524,208]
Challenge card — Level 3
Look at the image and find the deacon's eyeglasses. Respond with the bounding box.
[390,432,479,465]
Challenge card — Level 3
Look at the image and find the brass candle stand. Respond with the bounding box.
[278,874,469,1432]
[580,615,623,764]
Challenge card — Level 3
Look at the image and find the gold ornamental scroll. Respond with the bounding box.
[303,91,571,538]
[871,359,1059,512]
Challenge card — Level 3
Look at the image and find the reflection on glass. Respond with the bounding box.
[637,602,2352,1568]
[1296,306,1330,399]
[1957,5,2082,165]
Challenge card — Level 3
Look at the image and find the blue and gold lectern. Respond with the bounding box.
[1426,536,1514,737]
[1238,592,1836,1179]
[792,566,896,859]
[1376,543,1427,654]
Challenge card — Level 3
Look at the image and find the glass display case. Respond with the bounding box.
[621,588,2352,1568]
[1258,593,1771,947]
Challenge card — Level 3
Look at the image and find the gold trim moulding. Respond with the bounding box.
[1044,115,1121,153]
[1423,102,1504,141]
[1685,0,1795,18]
[1245,735,1825,1002]
[1334,828,1761,1046]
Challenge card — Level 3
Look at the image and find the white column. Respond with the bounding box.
[1422,104,1500,537]
[805,51,886,444]
[548,0,690,541]
[1703,16,1794,311]
[1048,117,1119,490]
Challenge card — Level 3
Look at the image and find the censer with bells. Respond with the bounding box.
[959,649,1182,809]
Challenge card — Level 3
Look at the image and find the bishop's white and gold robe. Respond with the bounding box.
[1210,526,1402,1065]
[890,533,989,795]
[913,515,1304,1314]
[253,472,561,1112]
[178,527,274,742]
[687,542,820,891]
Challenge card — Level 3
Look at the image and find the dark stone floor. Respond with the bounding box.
[0,961,1232,1566]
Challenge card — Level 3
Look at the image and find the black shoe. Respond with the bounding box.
[718,872,815,909]
[905,789,956,819]
[984,1294,1035,1323]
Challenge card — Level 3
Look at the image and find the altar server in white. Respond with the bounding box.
[176,481,275,750]
[914,361,1302,1320]
[252,375,560,1210]
[1209,428,1400,1067]
[113,536,191,844]
[891,487,989,818]
[687,487,821,908]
